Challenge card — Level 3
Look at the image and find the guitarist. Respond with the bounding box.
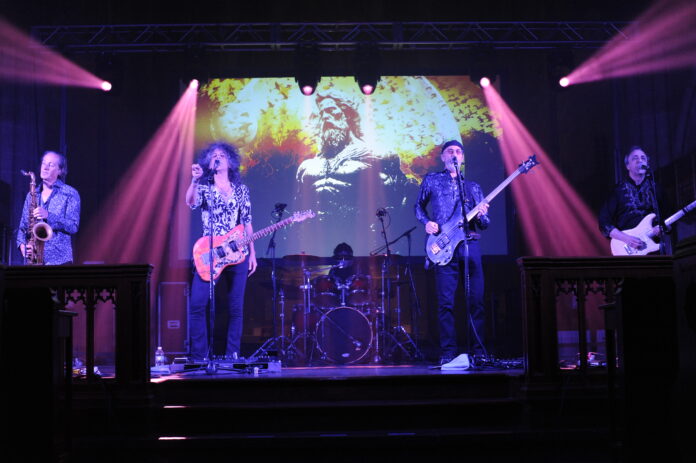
[598,146,669,254]
[414,140,490,365]
[185,142,257,361]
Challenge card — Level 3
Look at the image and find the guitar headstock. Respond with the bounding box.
[518,154,539,174]
[291,209,316,223]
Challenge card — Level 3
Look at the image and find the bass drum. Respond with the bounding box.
[315,306,373,364]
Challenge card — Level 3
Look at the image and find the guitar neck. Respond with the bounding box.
[465,168,522,222]
[238,217,295,247]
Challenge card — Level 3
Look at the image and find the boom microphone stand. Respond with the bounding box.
[644,166,667,255]
[452,156,474,358]
[251,203,290,360]
[185,161,237,375]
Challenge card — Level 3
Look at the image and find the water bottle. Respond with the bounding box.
[155,346,166,366]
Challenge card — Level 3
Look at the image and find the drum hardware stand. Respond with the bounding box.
[371,223,423,363]
[286,266,318,365]
[251,204,293,361]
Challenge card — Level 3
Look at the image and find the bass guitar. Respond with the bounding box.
[426,155,539,265]
[193,209,316,281]
[610,199,696,256]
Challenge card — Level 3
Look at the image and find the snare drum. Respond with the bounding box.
[315,306,373,364]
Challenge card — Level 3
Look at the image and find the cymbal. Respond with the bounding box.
[282,254,322,266]
[278,265,332,279]
[367,253,408,264]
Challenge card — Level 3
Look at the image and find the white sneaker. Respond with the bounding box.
[441,353,470,370]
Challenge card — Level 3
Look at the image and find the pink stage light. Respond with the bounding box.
[482,84,609,256]
[479,77,491,88]
[189,79,199,90]
[78,82,198,288]
[361,84,374,95]
[0,17,106,89]
[101,81,112,92]
[559,77,570,87]
[566,0,696,85]
[301,85,315,96]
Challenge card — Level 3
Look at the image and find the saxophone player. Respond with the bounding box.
[17,151,81,265]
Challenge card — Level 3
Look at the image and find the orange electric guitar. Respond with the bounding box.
[193,209,315,281]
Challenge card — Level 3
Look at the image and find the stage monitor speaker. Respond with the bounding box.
[157,281,189,355]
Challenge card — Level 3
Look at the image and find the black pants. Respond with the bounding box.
[433,240,485,357]
[189,258,249,360]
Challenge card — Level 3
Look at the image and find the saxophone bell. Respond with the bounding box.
[33,222,53,241]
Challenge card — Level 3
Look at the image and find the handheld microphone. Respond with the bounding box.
[376,208,387,217]
[211,159,220,173]
[640,164,650,171]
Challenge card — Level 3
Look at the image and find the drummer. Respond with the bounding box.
[328,242,356,286]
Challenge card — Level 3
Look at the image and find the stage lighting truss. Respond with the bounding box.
[32,22,631,54]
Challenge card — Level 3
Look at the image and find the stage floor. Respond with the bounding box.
[149,361,525,382]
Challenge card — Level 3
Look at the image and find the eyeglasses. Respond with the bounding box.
[41,162,58,169]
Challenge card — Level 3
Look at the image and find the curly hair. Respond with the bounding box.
[197,141,241,184]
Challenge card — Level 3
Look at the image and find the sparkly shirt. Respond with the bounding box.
[17,179,81,265]
[414,170,490,232]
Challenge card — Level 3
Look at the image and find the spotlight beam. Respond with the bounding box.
[566,0,696,85]
[79,83,198,287]
[482,84,608,256]
[0,17,107,89]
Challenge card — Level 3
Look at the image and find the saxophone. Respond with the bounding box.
[21,170,53,265]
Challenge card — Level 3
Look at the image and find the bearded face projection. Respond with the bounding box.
[194,76,507,257]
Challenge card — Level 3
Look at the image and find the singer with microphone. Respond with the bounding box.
[414,140,490,366]
[186,142,257,362]
[598,146,670,254]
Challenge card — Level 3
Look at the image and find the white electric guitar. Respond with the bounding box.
[610,200,696,256]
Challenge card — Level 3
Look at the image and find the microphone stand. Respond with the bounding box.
[645,168,666,255]
[205,170,218,374]
[372,211,391,363]
[180,164,241,376]
[452,157,473,357]
[251,206,287,360]
[402,227,424,360]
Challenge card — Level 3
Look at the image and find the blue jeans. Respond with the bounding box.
[189,258,249,360]
[433,240,485,357]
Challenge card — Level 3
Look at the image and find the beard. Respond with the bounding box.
[321,127,349,158]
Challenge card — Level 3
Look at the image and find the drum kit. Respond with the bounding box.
[254,253,422,365]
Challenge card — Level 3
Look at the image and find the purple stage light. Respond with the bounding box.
[566,0,696,85]
[482,84,609,256]
[0,17,108,89]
